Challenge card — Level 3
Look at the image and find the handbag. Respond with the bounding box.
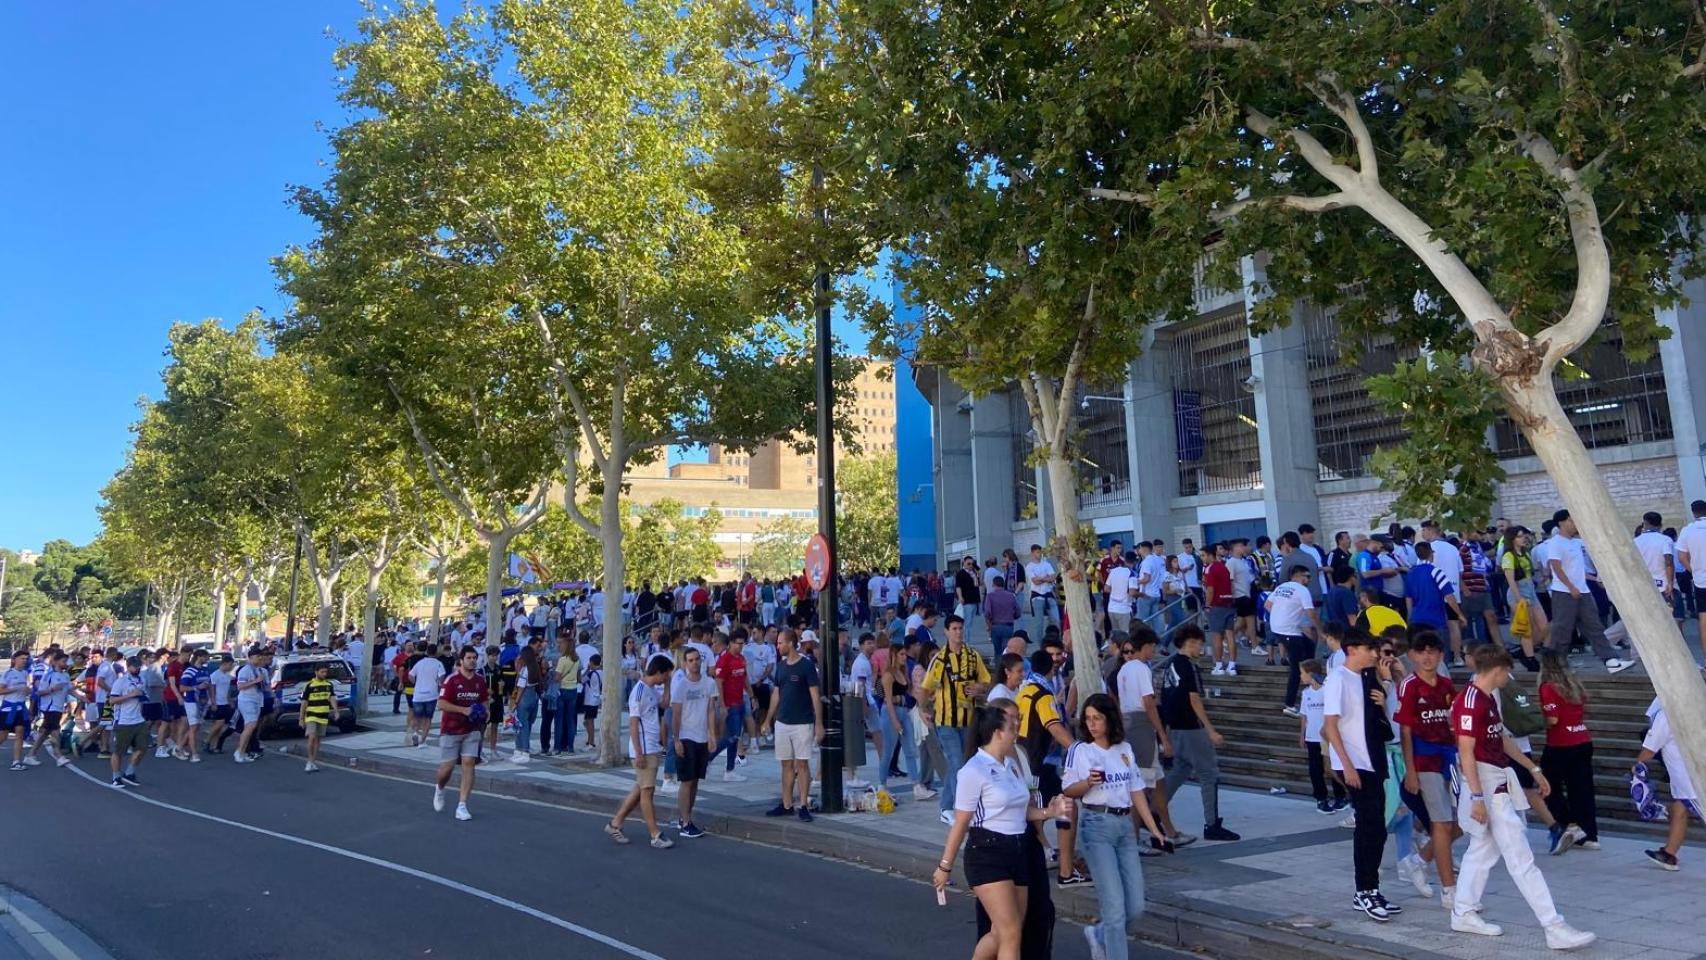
[1510,599,1531,640]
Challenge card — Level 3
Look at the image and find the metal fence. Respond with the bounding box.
[1304,307,1420,481]
[1163,305,1262,496]
[1492,324,1672,457]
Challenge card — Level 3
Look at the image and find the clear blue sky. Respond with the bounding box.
[0,3,370,551]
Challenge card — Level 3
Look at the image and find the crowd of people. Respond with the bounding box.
[4,501,1704,960]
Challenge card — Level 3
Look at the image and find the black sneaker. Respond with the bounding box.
[1353,891,1391,922]
[1203,819,1241,842]
[110,777,127,789]
[765,803,791,817]
[1370,891,1402,915]
[796,807,814,823]
[679,822,706,839]
[1057,870,1092,887]
[1645,848,1681,871]
[120,773,142,787]
[1316,800,1334,814]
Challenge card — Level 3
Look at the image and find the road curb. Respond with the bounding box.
[316,741,1457,960]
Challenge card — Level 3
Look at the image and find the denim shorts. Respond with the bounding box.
[410,701,437,720]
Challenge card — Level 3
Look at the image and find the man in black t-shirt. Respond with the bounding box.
[1158,625,1240,842]
[952,556,982,631]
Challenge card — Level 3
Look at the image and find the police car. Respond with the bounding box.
[268,654,358,734]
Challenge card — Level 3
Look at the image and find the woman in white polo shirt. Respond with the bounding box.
[932,704,1070,960]
[1063,692,1173,960]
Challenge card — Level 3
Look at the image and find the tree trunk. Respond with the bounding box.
[483,532,513,647]
[235,578,251,651]
[254,581,270,643]
[430,558,448,644]
[597,474,627,767]
[1045,454,1100,700]
[210,578,227,651]
[1506,380,1706,798]
[313,575,337,647]
[361,564,385,714]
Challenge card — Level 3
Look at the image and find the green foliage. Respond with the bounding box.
[0,589,71,648]
[749,514,813,580]
[1367,358,1506,530]
[516,498,726,585]
[836,452,898,572]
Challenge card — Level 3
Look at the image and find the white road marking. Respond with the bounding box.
[62,765,664,960]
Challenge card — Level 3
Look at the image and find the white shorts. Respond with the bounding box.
[775,721,815,762]
[184,702,202,726]
[85,702,99,724]
[237,700,261,725]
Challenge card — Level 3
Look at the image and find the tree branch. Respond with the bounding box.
[1530,0,1582,92]
[1016,375,1049,453]
[1244,106,1364,194]
[1213,191,1353,222]
[1054,285,1097,452]
[1188,29,1259,52]
[1086,187,1155,204]
[1516,130,1612,371]
[1306,74,1379,183]
[560,375,611,474]
[387,380,487,534]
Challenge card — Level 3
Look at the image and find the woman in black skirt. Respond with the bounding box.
[933,702,1071,960]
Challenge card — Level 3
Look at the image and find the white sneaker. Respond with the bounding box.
[1211,665,1227,677]
[433,786,445,812]
[1083,923,1107,960]
[1440,886,1455,911]
[511,750,531,764]
[1226,662,1238,676]
[721,771,747,782]
[1398,855,1434,897]
[55,756,72,768]
[304,762,314,773]
[154,746,169,759]
[455,803,473,822]
[1606,658,1634,674]
[939,810,954,825]
[1564,824,1588,846]
[234,752,251,764]
[21,756,41,767]
[188,753,201,764]
[1451,912,1503,937]
[658,778,679,793]
[1339,814,1357,829]
[1544,922,1596,951]
[913,785,938,800]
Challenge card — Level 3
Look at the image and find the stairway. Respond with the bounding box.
[1196,663,1700,835]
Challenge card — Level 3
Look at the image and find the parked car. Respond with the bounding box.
[268,654,357,735]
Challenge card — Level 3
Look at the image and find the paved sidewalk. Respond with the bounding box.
[315,713,1701,960]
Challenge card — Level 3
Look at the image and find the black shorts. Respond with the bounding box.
[752,683,773,715]
[0,706,29,731]
[141,703,163,723]
[677,739,711,782]
[38,711,62,735]
[207,704,234,722]
[1038,763,1064,803]
[165,702,186,721]
[963,827,1031,888]
[1693,586,1706,612]
[1445,605,1462,623]
[1234,596,1257,618]
[1513,761,1536,790]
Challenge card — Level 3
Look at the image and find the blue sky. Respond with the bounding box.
[0,3,880,552]
[0,3,370,550]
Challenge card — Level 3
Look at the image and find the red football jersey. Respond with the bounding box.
[1394,672,1456,773]
[1450,684,1509,768]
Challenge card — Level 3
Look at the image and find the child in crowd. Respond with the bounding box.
[1298,659,1346,813]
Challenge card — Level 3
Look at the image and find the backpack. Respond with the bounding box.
[1503,690,1545,738]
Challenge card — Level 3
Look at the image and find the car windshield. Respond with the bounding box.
[279,661,355,684]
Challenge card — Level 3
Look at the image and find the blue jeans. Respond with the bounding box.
[989,623,1014,649]
[936,725,967,813]
[554,688,580,753]
[1029,594,1058,631]
[1134,595,1160,629]
[1079,809,1147,960]
[515,689,540,754]
[715,703,745,771]
[882,707,920,785]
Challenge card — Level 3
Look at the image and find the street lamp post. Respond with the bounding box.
[810,0,844,814]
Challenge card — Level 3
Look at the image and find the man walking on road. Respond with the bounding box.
[107,656,148,788]
[608,655,674,848]
[433,647,488,822]
[761,629,823,822]
[671,646,720,838]
[1544,510,1633,674]
[233,647,268,763]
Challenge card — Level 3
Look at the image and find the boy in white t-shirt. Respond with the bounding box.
[1297,659,1345,813]
[1635,701,1702,871]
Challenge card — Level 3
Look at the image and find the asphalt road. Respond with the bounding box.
[4,751,1176,960]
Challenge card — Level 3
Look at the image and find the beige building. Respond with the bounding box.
[624,473,817,579]
[700,357,897,491]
